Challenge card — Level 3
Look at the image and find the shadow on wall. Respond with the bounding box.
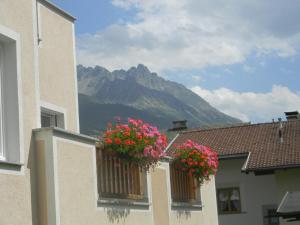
[106,207,130,223]
[176,210,192,220]
[28,132,39,225]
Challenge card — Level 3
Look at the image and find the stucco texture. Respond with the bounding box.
[56,139,219,225]
[38,2,79,132]
[56,139,154,225]
[216,159,278,225]
[0,0,38,225]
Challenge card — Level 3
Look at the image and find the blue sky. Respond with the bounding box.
[52,0,300,122]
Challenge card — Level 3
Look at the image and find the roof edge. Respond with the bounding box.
[38,0,76,22]
[243,163,300,173]
[180,120,299,134]
[219,152,249,160]
[164,133,179,153]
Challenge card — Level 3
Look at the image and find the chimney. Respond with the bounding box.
[284,111,300,121]
[168,120,188,131]
[278,118,283,143]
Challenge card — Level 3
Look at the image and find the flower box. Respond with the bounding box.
[171,139,218,185]
[101,118,167,170]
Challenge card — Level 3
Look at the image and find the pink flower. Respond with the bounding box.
[151,150,159,158]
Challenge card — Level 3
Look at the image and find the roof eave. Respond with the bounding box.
[242,163,300,173]
[38,0,76,22]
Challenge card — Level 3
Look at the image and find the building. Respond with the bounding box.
[0,1,219,225]
[169,114,300,225]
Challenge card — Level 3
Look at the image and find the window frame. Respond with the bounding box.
[217,187,242,215]
[0,25,23,166]
[40,102,66,129]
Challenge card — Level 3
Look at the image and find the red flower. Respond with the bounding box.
[171,139,218,185]
[125,140,135,145]
[105,138,113,144]
[100,118,167,170]
[123,131,131,137]
[114,138,122,145]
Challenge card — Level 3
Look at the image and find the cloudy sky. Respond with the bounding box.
[52,0,300,122]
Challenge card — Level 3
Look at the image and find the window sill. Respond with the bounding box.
[219,211,247,215]
[171,201,203,210]
[98,198,150,209]
[0,159,23,166]
[0,159,23,173]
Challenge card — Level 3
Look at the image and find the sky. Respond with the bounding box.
[52,0,300,123]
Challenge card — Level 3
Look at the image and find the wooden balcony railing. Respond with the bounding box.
[170,163,198,203]
[96,147,147,201]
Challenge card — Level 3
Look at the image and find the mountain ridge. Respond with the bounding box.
[77,64,241,135]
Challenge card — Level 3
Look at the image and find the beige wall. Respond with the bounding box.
[151,167,170,225]
[275,168,300,225]
[0,1,79,225]
[169,176,219,225]
[34,128,219,225]
[38,2,79,132]
[56,138,154,225]
[56,138,218,225]
[0,0,39,225]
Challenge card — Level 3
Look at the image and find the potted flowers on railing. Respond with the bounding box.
[101,118,167,170]
[171,139,218,185]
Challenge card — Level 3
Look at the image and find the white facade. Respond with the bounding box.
[216,158,279,225]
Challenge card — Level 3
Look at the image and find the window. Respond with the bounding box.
[41,107,65,129]
[96,146,148,202]
[0,26,22,164]
[217,187,242,214]
[169,163,201,204]
[263,205,280,225]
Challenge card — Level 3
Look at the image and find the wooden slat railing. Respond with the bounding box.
[170,163,196,202]
[96,147,144,200]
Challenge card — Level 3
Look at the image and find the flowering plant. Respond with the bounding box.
[172,140,218,185]
[101,118,167,170]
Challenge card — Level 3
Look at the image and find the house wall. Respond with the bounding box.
[34,128,219,225]
[56,141,219,225]
[216,159,278,225]
[275,168,300,225]
[38,1,79,132]
[0,1,39,225]
[0,1,78,225]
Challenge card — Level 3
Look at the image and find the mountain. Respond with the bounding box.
[77,64,241,135]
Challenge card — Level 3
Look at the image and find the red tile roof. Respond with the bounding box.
[168,120,300,171]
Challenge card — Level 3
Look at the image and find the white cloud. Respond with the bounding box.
[191,85,300,122]
[77,0,300,72]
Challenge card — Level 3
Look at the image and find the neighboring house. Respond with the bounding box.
[0,1,219,225]
[169,112,300,225]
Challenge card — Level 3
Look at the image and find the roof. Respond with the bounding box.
[38,0,76,22]
[168,120,300,172]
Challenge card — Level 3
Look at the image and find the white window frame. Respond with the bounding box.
[40,101,67,129]
[0,25,23,165]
